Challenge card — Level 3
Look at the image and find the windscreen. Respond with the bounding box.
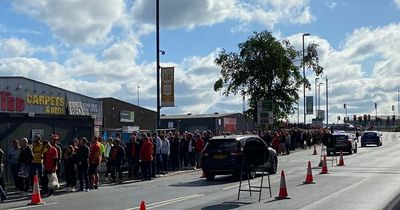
[363,132,377,137]
[205,139,240,150]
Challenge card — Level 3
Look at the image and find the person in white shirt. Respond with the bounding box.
[160,135,170,173]
[104,138,113,180]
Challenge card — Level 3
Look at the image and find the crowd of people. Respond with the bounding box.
[0,130,213,201]
[0,127,334,202]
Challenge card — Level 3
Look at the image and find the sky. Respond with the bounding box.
[0,0,399,124]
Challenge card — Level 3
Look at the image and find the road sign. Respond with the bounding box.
[257,100,273,125]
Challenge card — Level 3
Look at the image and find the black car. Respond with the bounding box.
[201,135,278,181]
[325,131,358,155]
[361,131,382,147]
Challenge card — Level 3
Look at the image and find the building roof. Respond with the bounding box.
[98,97,156,113]
[0,76,99,100]
[160,113,240,120]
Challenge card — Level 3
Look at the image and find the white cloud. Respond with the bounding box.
[11,0,125,45]
[131,0,314,31]
[395,0,400,8]
[0,38,33,58]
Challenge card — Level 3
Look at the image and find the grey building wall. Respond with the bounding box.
[99,97,157,132]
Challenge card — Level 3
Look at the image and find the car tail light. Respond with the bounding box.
[203,153,209,157]
[230,150,242,156]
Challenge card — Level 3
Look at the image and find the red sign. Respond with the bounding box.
[0,91,25,112]
[223,117,237,133]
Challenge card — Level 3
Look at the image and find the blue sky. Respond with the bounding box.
[0,0,399,124]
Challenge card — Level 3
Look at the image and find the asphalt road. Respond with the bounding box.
[1,132,399,210]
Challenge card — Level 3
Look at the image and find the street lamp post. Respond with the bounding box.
[137,85,140,106]
[326,76,329,126]
[303,33,311,126]
[318,82,323,111]
[156,0,161,129]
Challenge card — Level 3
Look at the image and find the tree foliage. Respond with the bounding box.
[214,31,323,123]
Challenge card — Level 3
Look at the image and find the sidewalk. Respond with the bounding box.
[1,168,199,204]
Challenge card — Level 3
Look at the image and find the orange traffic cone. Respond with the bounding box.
[303,161,315,184]
[337,150,345,166]
[275,170,290,200]
[320,155,329,174]
[139,200,146,210]
[28,175,44,205]
[313,145,317,155]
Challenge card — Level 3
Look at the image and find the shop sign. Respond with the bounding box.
[26,94,65,114]
[0,91,25,112]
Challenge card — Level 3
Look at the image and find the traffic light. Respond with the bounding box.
[364,114,367,121]
[368,114,371,121]
[337,116,341,121]
[353,115,357,121]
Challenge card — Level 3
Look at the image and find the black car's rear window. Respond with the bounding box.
[332,135,348,141]
[363,132,377,137]
[206,139,240,150]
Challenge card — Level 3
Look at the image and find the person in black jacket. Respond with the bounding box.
[64,145,77,192]
[19,138,33,196]
[126,134,140,178]
[110,138,126,183]
[76,137,90,192]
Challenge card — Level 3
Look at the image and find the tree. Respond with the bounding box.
[214,31,323,124]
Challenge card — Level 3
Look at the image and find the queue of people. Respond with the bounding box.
[0,130,213,201]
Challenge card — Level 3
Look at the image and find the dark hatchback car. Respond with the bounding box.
[325,131,358,155]
[361,131,382,147]
[201,135,278,181]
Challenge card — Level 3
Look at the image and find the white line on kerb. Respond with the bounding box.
[8,202,58,210]
[124,194,205,210]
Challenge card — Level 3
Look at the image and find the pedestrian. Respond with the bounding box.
[126,134,140,178]
[180,133,188,168]
[7,139,21,191]
[155,133,163,175]
[187,133,195,168]
[140,134,154,181]
[194,134,204,169]
[160,134,170,173]
[0,147,6,202]
[42,140,59,197]
[76,137,90,192]
[170,132,181,171]
[64,145,77,192]
[30,135,46,192]
[89,137,102,189]
[110,138,126,183]
[18,138,33,196]
[50,134,63,178]
[104,138,113,180]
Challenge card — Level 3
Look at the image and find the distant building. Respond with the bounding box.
[160,113,254,134]
[99,97,157,141]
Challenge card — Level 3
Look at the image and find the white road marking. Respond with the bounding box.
[124,194,205,210]
[222,180,260,190]
[8,202,58,210]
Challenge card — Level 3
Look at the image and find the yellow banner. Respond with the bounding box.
[161,67,175,107]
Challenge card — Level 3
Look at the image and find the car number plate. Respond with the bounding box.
[213,154,227,159]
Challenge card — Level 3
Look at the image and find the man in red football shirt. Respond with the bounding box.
[89,137,101,189]
[42,140,58,196]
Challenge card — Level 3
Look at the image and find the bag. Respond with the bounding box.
[17,163,29,178]
[47,173,60,190]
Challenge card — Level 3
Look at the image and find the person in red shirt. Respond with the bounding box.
[195,134,204,169]
[140,134,154,181]
[89,137,101,189]
[42,140,58,196]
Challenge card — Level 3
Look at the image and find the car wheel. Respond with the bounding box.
[268,157,278,174]
[348,147,353,154]
[248,168,256,179]
[205,173,215,181]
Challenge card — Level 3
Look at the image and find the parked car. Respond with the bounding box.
[361,131,382,147]
[325,131,358,155]
[201,135,278,181]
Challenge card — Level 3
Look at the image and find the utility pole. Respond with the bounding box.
[156,0,161,130]
[326,76,329,126]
